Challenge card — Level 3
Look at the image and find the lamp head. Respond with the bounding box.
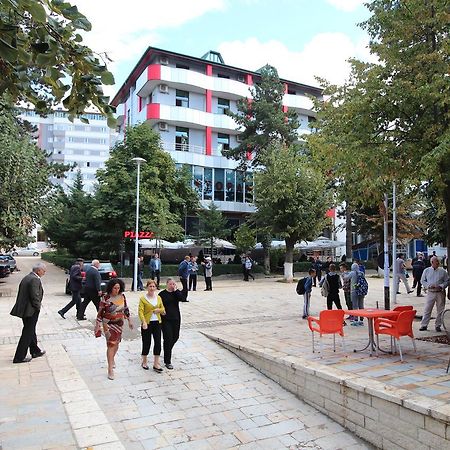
[131,157,147,165]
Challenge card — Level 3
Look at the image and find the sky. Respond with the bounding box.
[73,0,374,97]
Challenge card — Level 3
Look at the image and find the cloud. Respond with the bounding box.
[326,0,364,12]
[218,33,375,87]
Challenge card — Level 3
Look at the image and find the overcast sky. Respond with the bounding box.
[73,0,374,96]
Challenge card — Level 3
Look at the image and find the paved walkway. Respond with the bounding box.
[1,258,449,449]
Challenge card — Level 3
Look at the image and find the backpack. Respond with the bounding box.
[320,277,329,297]
[296,277,307,295]
[355,272,368,296]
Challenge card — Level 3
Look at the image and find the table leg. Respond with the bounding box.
[352,318,373,353]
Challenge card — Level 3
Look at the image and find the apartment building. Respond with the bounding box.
[20,109,115,193]
[111,47,323,231]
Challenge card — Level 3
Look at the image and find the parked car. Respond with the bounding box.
[0,258,11,278]
[9,246,40,257]
[65,261,117,295]
[0,255,17,272]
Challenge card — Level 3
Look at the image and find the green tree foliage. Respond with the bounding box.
[0,101,58,248]
[42,170,97,256]
[254,145,330,281]
[234,223,256,254]
[309,0,450,259]
[224,65,299,169]
[90,124,199,256]
[197,202,230,257]
[0,0,116,125]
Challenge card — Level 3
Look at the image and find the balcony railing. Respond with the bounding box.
[161,141,205,154]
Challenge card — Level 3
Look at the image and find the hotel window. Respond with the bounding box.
[175,127,189,151]
[288,89,296,95]
[193,166,203,198]
[175,89,189,108]
[176,63,190,70]
[214,168,225,201]
[204,168,213,200]
[245,172,253,203]
[236,171,244,203]
[217,133,230,154]
[217,73,230,79]
[217,98,230,114]
[225,169,235,202]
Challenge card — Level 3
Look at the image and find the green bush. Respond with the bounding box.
[41,252,75,270]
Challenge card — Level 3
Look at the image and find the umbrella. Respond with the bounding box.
[138,239,182,249]
[296,236,345,250]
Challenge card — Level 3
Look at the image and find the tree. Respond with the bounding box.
[197,202,230,257]
[309,0,450,266]
[90,124,199,256]
[234,223,256,254]
[224,65,299,169]
[0,100,60,249]
[0,0,116,125]
[42,170,98,256]
[254,145,330,281]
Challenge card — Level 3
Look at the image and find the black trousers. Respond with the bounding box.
[245,269,254,280]
[14,311,41,361]
[188,274,197,291]
[416,280,422,296]
[60,289,81,315]
[151,270,161,287]
[327,291,342,310]
[162,319,180,365]
[205,276,212,290]
[141,321,162,356]
[77,289,100,319]
[180,277,188,300]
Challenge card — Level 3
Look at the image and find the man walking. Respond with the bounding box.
[395,253,413,294]
[412,253,426,297]
[150,253,162,288]
[10,262,47,363]
[178,255,190,300]
[77,260,102,320]
[419,256,449,332]
[58,258,84,319]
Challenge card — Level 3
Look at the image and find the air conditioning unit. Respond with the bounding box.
[159,84,169,94]
[237,75,245,83]
[159,56,169,65]
[158,122,169,132]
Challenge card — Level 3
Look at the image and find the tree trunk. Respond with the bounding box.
[444,181,450,284]
[263,246,270,275]
[346,202,353,262]
[284,236,296,282]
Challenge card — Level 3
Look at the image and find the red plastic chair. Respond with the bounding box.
[308,310,345,353]
[374,310,417,361]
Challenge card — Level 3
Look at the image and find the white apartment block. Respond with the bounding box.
[20,109,115,193]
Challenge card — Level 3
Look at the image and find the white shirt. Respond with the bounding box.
[146,294,158,321]
[421,267,449,291]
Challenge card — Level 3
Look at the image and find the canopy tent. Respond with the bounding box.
[255,237,345,250]
[183,238,236,250]
[139,238,237,250]
[138,239,182,249]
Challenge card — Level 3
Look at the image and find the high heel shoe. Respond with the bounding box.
[141,363,149,370]
[153,366,163,373]
[107,371,114,380]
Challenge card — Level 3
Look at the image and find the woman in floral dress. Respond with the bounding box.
[95,278,133,379]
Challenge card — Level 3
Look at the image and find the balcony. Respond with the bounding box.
[161,141,205,154]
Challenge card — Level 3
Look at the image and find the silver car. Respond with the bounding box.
[9,247,40,257]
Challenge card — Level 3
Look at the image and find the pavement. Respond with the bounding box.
[0,258,449,449]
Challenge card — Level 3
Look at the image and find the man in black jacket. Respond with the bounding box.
[10,262,47,363]
[58,258,84,319]
[77,259,102,320]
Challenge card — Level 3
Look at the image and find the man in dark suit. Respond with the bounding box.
[10,262,47,363]
[58,258,84,319]
[77,259,102,320]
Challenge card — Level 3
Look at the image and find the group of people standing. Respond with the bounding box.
[299,258,367,326]
[94,277,188,380]
[178,254,213,299]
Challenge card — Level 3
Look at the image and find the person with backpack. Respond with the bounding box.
[297,268,315,319]
[345,262,368,326]
[319,264,343,311]
[244,256,255,281]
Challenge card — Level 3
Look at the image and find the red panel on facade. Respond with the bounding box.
[147,64,161,80]
[138,96,142,112]
[206,90,212,113]
[246,74,253,85]
[326,208,336,218]
[206,126,212,155]
[206,64,213,76]
[146,103,160,120]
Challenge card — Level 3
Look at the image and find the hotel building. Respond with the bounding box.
[111,47,323,232]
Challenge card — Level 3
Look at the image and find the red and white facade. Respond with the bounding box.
[112,47,323,228]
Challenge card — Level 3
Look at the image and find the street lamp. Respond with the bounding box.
[132,157,146,292]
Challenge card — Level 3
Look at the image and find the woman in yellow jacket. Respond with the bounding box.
[138,279,165,372]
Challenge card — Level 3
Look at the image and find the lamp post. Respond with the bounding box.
[132,157,146,292]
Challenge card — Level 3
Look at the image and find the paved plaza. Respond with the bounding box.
[1,258,449,449]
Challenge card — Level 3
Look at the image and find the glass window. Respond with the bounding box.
[217,98,230,114]
[204,168,213,200]
[217,133,230,155]
[176,89,189,108]
[214,168,225,201]
[217,73,230,79]
[193,166,203,198]
[245,172,253,203]
[175,127,189,151]
[236,171,244,203]
[176,64,190,70]
[225,169,235,202]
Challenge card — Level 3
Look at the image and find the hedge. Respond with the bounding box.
[41,253,264,277]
